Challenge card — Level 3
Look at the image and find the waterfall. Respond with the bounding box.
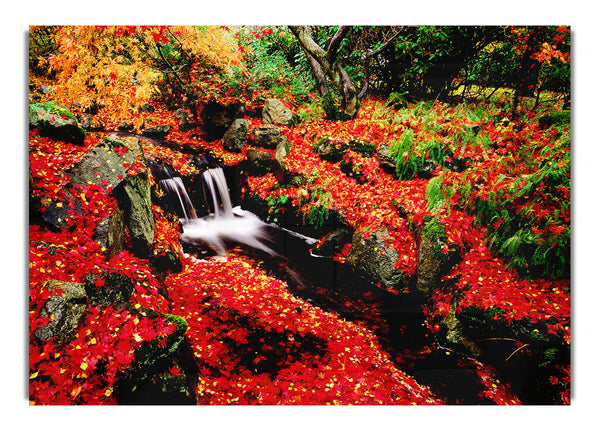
[159,167,278,256]
[158,177,197,220]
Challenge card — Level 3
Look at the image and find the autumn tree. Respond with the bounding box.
[31,26,244,129]
[288,25,402,120]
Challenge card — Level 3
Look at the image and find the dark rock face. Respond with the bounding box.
[415,217,460,296]
[95,210,126,259]
[29,102,86,146]
[83,272,134,307]
[262,98,295,127]
[310,227,354,257]
[114,171,155,254]
[246,148,275,175]
[346,228,410,291]
[141,125,171,140]
[222,119,251,152]
[200,99,243,140]
[33,280,88,344]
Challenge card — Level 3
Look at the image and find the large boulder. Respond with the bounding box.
[222,118,251,152]
[33,280,88,344]
[67,134,155,254]
[262,98,295,127]
[346,228,410,291]
[66,134,139,188]
[29,101,85,146]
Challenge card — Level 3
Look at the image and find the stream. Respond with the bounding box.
[151,158,504,404]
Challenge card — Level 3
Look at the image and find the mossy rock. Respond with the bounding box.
[346,228,410,291]
[29,101,85,146]
[116,310,197,405]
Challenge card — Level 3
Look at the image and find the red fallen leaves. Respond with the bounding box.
[429,228,570,344]
[165,255,441,405]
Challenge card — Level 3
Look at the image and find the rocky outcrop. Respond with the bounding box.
[262,98,295,127]
[67,134,155,255]
[29,102,86,146]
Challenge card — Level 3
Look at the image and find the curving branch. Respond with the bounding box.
[358,27,404,100]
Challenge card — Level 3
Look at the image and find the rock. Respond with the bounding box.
[114,171,155,254]
[138,103,155,113]
[80,114,104,132]
[173,108,194,131]
[83,271,134,307]
[313,137,345,163]
[66,134,138,188]
[68,134,155,254]
[416,217,460,296]
[262,98,295,127]
[29,102,85,146]
[115,311,197,405]
[246,148,274,175]
[250,125,291,150]
[34,280,88,344]
[377,143,397,174]
[118,121,134,132]
[95,209,126,258]
[311,227,354,257]
[142,125,171,139]
[222,119,251,152]
[346,228,410,291]
[200,99,243,140]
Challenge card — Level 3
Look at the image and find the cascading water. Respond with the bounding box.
[160,167,305,256]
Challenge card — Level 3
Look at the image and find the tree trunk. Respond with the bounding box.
[289,26,360,119]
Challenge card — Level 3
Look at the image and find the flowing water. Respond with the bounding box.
[158,165,515,404]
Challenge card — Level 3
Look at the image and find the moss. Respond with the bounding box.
[348,139,376,157]
[321,93,340,120]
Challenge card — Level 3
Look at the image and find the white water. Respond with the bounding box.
[162,168,276,255]
[159,177,197,220]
